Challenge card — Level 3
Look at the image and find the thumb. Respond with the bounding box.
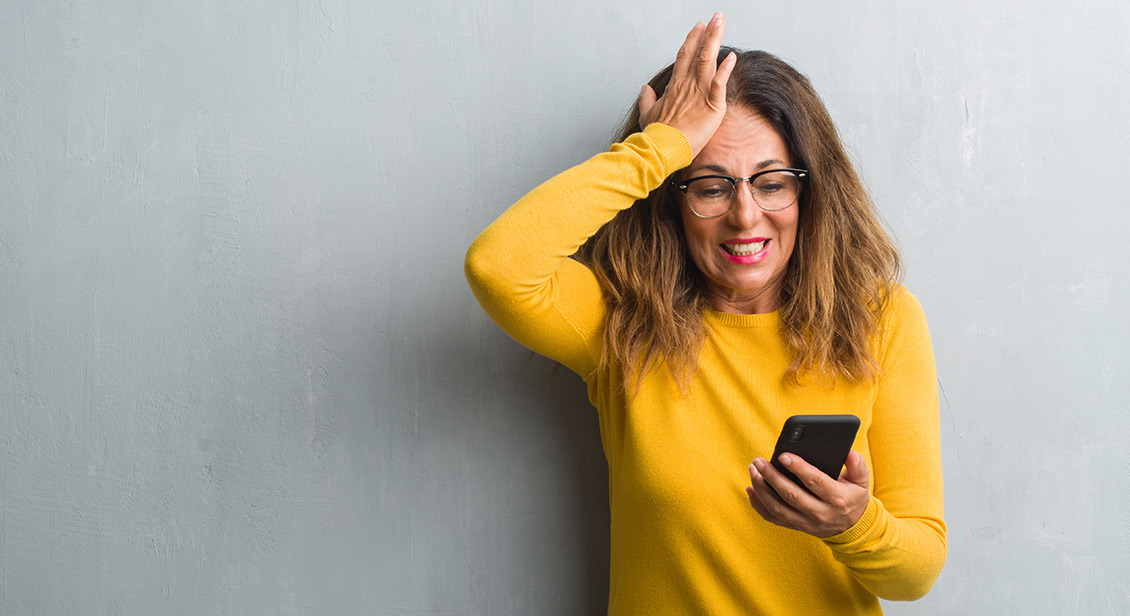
[841,450,870,489]
[638,84,658,129]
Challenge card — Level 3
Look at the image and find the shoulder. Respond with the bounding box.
[883,284,926,321]
[876,284,933,356]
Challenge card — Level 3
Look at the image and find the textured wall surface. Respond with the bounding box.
[1,1,1127,614]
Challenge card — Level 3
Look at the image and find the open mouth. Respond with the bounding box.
[721,239,768,256]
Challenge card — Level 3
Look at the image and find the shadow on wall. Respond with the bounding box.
[483,357,610,612]
[525,358,611,614]
[408,302,611,613]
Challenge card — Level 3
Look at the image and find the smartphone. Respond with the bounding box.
[770,414,860,493]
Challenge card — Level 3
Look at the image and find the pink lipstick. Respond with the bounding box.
[719,237,770,265]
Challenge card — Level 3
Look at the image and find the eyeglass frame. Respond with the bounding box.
[671,168,810,218]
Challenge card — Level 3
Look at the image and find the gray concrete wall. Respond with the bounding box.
[1,1,1126,614]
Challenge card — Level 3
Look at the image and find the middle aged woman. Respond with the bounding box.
[465,12,945,615]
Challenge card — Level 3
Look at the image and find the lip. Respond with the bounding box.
[718,238,771,265]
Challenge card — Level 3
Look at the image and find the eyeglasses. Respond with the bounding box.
[673,168,809,218]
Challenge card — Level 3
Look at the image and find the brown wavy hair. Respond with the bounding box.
[575,48,901,391]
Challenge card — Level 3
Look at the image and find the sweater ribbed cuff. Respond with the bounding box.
[641,123,693,171]
[822,496,880,545]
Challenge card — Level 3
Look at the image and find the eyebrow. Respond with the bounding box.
[684,159,787,176]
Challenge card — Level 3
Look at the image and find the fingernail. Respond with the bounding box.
[779,453,792,466]
[752,458,765,471]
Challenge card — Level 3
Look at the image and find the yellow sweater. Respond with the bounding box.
[465,123,946,615]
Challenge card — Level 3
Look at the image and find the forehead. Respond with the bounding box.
[688,108,791,174]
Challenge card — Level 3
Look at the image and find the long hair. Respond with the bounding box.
[575,49,901,391]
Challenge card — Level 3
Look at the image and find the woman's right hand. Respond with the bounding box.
[638,12,737,159]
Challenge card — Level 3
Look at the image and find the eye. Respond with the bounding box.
[696,187,728,198]
[689,179,733,200]
[753,171,798,195]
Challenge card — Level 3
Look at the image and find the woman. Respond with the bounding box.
[465,12,944,615]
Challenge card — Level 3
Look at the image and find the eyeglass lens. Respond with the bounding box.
[684,171,801,217]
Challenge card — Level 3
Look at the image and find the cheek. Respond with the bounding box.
[679,210,713,248]
[682,221,721,261]
[774,211,800,247]
[677,218,718,273]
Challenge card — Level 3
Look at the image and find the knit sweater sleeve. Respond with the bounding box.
[821,287,947,601]
[464,123,692,378]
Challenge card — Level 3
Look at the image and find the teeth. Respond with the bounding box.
[723,240,767,256]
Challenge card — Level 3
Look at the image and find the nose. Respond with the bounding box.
[727,180,763,229]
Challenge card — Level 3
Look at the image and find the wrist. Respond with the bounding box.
[823,497,879,545]
[641,123,694,171]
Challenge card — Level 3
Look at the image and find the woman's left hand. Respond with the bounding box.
[746,450,871,538]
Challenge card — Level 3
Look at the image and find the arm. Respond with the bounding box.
[464,123,692,377]
[466,13,734,378]
[745,288,945,600]
[821,288,946,600]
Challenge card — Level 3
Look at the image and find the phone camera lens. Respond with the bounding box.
[788,425,805,442]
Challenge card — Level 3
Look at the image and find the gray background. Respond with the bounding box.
[1,0,1127,614]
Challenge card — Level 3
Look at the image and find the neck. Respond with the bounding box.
[706,283,781,315]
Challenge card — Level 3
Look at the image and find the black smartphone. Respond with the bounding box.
[770,414,860,493]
